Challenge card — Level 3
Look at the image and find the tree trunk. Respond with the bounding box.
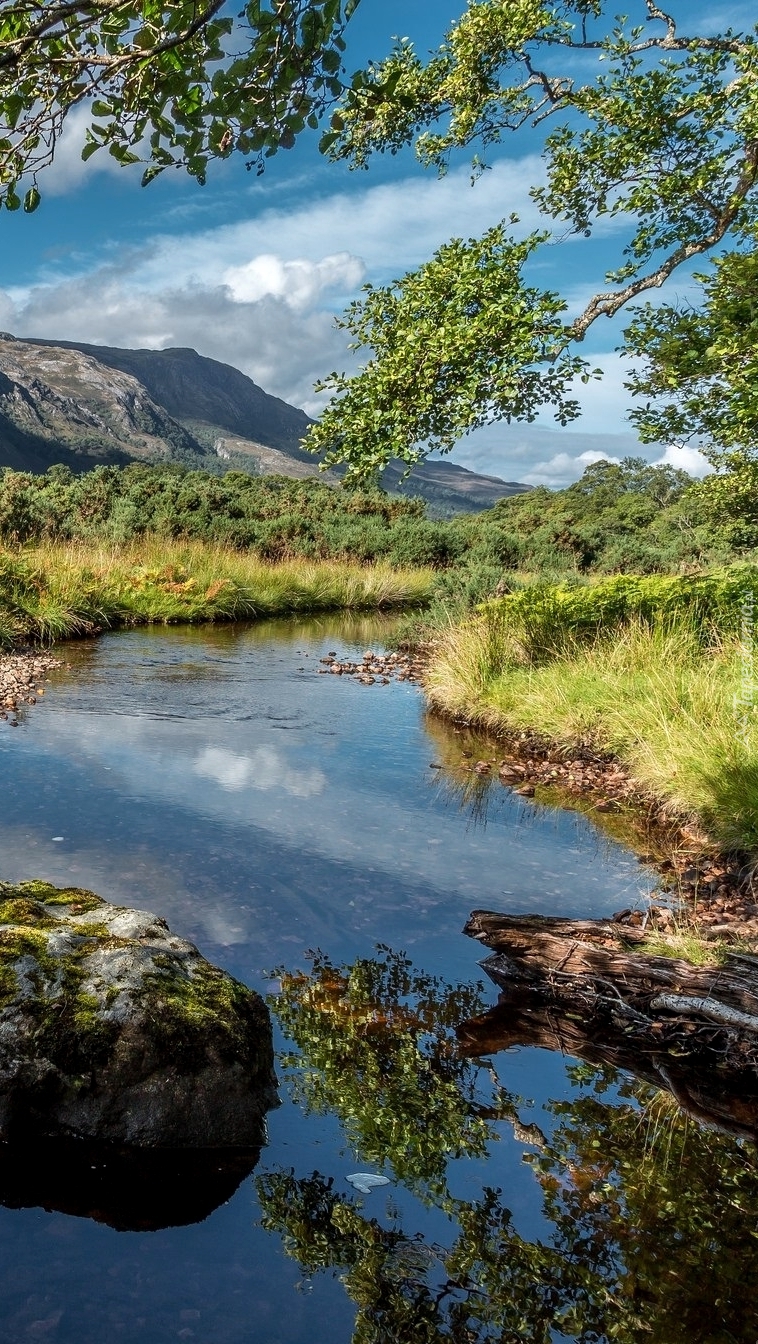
[459,911,758,1140]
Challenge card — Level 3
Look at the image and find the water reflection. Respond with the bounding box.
[0,618,708,1343]
[0,619,654,975]
[0,1142,262,1232]
[266,949,758,1344]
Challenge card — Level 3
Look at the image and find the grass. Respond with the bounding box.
[426,608,758,855]
[0,538,434,647]
[640,927,738,966]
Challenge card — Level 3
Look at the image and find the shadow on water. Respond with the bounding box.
[423,710,676,863]
[261,947,758,1344]
[0,1141,263,1232]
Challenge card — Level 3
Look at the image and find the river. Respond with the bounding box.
[0,617,754,1343]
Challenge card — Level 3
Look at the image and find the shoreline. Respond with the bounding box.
[425,709,757,943]
[0,648,62,724]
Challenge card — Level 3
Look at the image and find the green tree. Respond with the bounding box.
[624,242,758,542]
[0,0,358,209]
[304,1,758,477]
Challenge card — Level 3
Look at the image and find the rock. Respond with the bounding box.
[0,881,277,1147]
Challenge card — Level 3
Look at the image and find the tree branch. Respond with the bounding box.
[570,140,758,339]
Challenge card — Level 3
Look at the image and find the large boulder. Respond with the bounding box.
[0,881,278,1146]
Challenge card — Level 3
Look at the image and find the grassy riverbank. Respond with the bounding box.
[0,539,433,647]
[425,570,758,855]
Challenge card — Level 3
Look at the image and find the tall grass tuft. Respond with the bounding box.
[427,607,758,854]
[0,540,434,649]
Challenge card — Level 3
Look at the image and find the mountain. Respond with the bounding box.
[0,335,530,512]
[0,336,206,472]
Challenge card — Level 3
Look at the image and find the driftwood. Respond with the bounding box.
[459,911,758,1141]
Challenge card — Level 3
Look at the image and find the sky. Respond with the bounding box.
[0,0,752,488]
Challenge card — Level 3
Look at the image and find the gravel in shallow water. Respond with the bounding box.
[0,650,61,723]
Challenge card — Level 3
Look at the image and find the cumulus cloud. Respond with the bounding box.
[453,424,713,490]
[194,745,325,798]
[223,252,364,309]
[0,157,699,482]
[655,442,712,476]
[2,266,352,410]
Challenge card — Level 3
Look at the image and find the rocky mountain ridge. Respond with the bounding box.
[0,334,529,513]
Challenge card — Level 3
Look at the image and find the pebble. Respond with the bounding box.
[316,648,423,686]
[0,650,61,724]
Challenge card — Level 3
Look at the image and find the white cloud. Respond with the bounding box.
[0,159,707,484]
[655,443,712,477]
[3,269,351,410]
[522,449,622,489]
[130,154,550,294]
[194,745,325,798]
[35,104,139,197]
[223,252,365,309]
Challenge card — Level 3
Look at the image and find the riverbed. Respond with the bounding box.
[0,616,754,1343]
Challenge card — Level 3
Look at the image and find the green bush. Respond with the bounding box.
[483,567,758,662]
[0,455,752,599]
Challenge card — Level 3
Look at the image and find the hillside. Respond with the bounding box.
[0,335,530,512]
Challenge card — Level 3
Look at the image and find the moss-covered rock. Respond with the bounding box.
[0,881,277,1146]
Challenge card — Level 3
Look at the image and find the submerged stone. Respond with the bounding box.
[0,881,278,1146]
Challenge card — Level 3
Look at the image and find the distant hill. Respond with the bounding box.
[0,335,530,513]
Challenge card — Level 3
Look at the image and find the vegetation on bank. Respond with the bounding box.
[0,454,753,589]
[2,457,757,858]
[426,571,758,855]
[0,539,432,648]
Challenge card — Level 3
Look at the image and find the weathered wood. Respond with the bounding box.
[464,910,758,1018]
[456,980,758,1141]
[460,911,758,1140]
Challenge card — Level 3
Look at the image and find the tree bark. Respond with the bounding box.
[459,911,758,1140]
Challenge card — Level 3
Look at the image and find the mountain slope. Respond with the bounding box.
[0,336,206,469]
[28,338,314,460]
[1,335,530,512]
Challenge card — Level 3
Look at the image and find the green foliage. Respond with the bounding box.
[307,3,758,475]
[482,565,758,661]
[307,224,595,478]
[625,239,758,464]
[0,0,360,207]
[0,463,432,559]
[270,948,505,1192]
[261,948,758,1343]
[0,455,742,584]
[0,538,432,648]
[426,596,758,853]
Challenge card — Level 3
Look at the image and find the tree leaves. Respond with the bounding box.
[309,2,758,477]
[0,0,361,208]
[305,223,592,479]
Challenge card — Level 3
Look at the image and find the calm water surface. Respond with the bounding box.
[0,618,753,1343]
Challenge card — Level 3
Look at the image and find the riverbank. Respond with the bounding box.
[0,648,61,722]
[0,540,434,649]
[418,571,758,939]
[423,716,758,943]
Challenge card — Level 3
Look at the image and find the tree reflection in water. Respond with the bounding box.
[260,949,758,1344]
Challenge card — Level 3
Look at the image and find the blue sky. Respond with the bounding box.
[0,0,752,487]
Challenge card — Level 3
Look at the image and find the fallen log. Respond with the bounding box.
[459,911,758,1141]
[464,910,758,1020]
